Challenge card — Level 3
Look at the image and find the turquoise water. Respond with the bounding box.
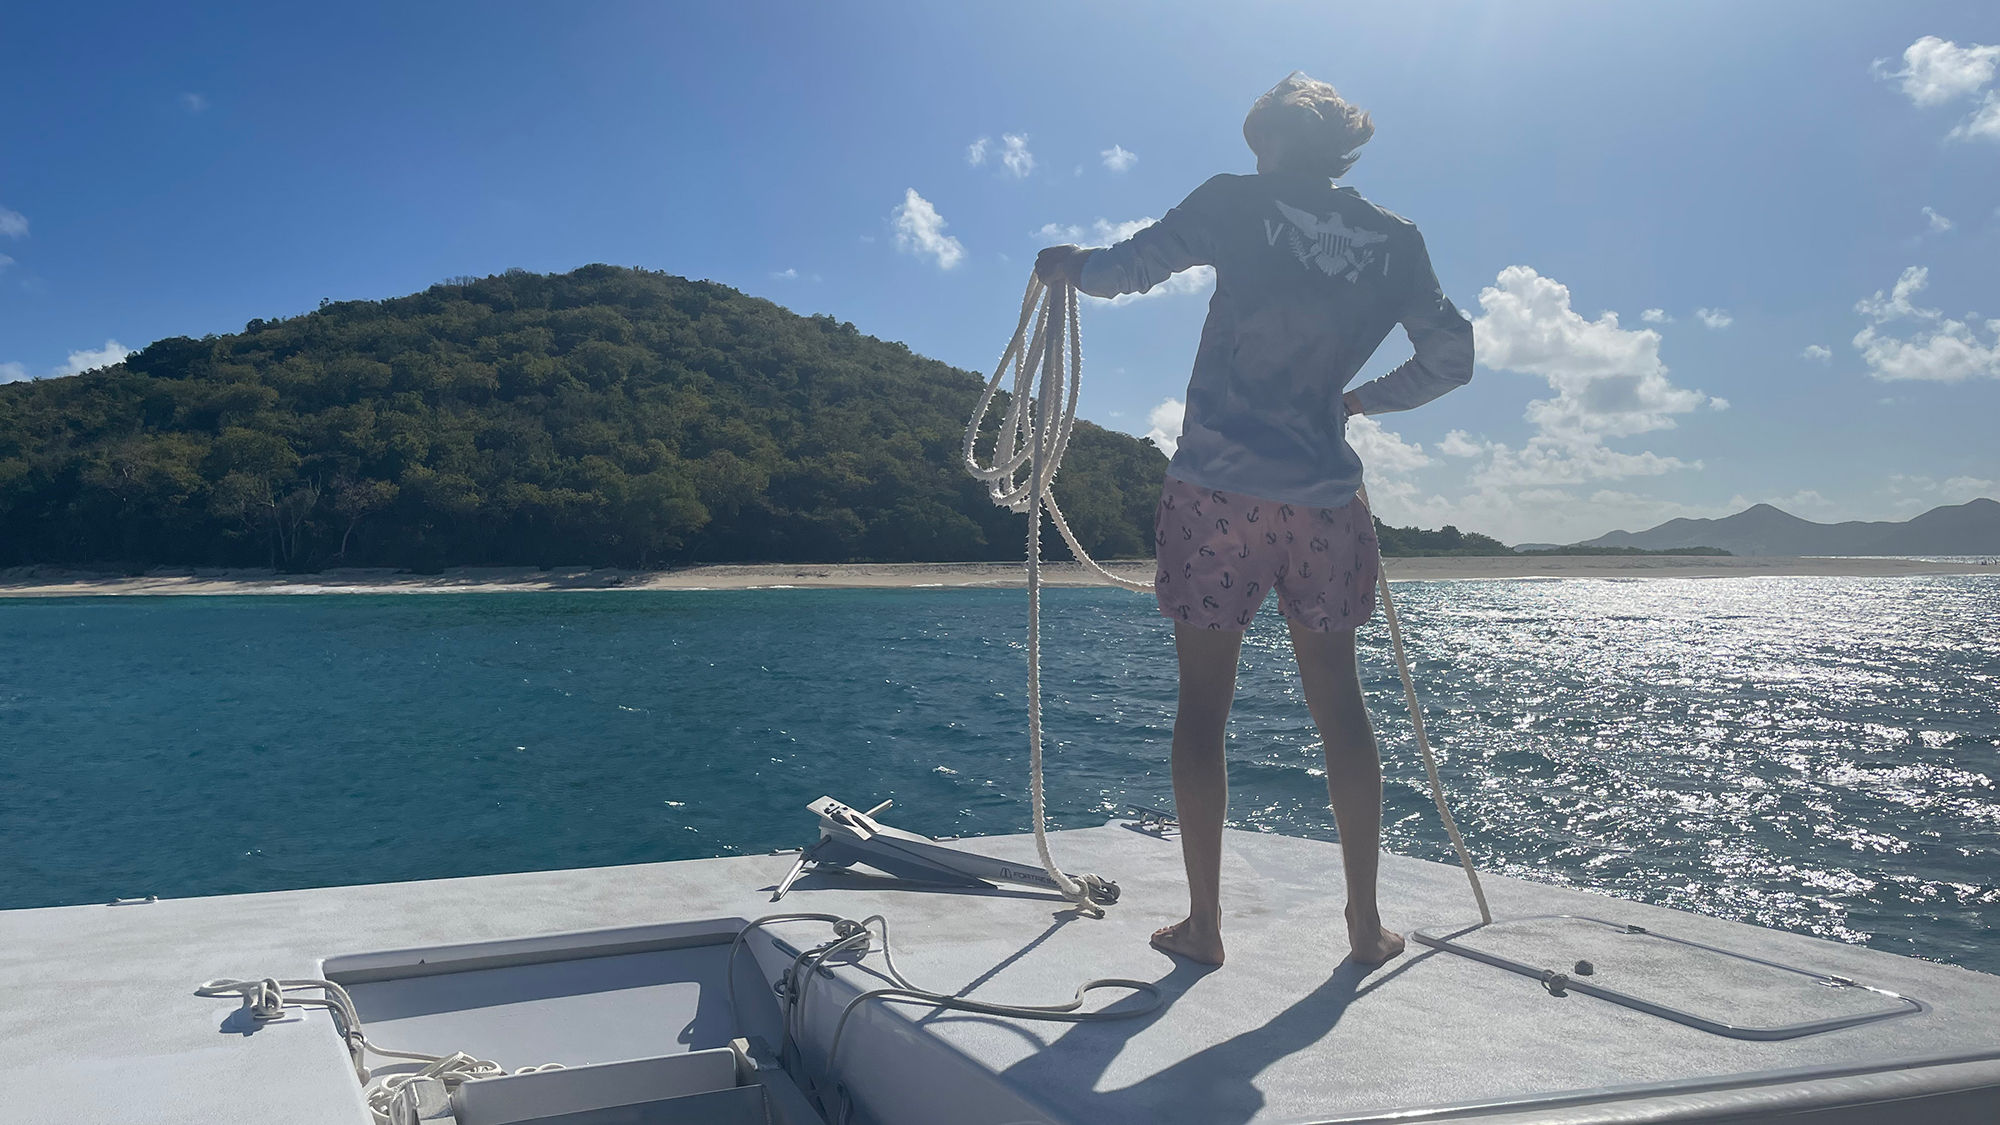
[2,577,1996,972]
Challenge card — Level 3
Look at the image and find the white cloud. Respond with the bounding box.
[1695,307,1733,329]
[1851,266,2000,382]
[0,339,134,383]
[1472,265,1711,440]
[180,92,208,113]
[962,131,1035,176]
[59,339,133,376]
[1346,415,1431,473]
[1949,92,2000,141]
[1802,343,1833,361]
[1855,265,1933,321]
[1876,36,1999,107]
[0,253,12,272]
[1727,489,1835,515]
[1876,37,2000,141]
[1377,265,1722,541]
[1000,133,1035,178]
[1438,429,1487,458]
[771,268,798,280]
[1708,396,1730,411]
[1922,206,1954,233]
[1640,308,1671,324]
[890,188,964,270]
[1100,144,1137,172]
[1855,321,2000,382]
[0,205,25,239]
[1882,473,1999,511]
[1470,442,1693,490]
[1144,398,1184,456]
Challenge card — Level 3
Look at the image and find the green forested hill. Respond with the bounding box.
[0,266,1167,571]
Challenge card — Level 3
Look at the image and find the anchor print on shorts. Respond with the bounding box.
[1152,475,1378,633]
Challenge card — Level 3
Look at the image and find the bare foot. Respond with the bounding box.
[1345,904,1406,965]
[1150,917,1225,965]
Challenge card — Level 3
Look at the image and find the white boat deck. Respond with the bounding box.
[4,822,1998,1124]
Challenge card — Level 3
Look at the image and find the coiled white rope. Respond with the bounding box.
[1361,484,1492,924]
[964,270,1492,925]
[193,977,562,1124]
[963,275,1145,917]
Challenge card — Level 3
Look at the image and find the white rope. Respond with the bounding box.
[961,274,1150,594]
[963,274,1144,918]
[194,977,562,1124]
[1362,482,1492,924]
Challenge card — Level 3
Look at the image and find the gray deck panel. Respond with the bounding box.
[792,826,2000,1123]
[2,824,1998,1124]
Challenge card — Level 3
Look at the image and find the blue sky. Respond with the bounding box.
[3,2,1996,543]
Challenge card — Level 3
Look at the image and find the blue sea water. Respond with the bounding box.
[2,577,1996,972]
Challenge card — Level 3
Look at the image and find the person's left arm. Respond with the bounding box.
[1345,227,1473,416]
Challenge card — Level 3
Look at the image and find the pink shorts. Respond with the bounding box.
[1154,475,1380,632]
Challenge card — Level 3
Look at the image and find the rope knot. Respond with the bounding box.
[247,977,288,1020]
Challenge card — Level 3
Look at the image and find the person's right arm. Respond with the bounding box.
[1052,178,1223,300]
[1345,228,1473,416]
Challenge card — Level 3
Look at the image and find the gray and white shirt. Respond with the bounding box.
[1078,171,1473,509]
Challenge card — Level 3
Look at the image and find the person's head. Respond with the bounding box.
[1243,72,1374,179]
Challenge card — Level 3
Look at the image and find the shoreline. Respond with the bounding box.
[1,554,1993,597]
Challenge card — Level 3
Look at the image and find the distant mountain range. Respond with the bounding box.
[1572,498,2000,557]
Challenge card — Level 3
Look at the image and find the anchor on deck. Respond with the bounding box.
[771,796,1120,907]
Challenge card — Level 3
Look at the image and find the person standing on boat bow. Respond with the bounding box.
[1036,73,1473,966]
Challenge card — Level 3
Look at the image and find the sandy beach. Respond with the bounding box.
[0,554,1992,597]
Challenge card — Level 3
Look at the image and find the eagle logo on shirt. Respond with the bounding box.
[1268,200,1389,282]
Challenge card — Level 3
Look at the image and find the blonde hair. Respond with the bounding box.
[1243,72,1374,178]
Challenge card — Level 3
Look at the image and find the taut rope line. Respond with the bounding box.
[1361,484,1492,924]
[964,271,1489,924]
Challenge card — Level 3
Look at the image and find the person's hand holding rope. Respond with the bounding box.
[1035,244,1089,287]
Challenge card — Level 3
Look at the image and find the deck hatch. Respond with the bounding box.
[1412,914,1926,1040]
[322,918,778,1072]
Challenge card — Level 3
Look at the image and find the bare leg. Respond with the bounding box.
[1151,623,1243,965]
[1288,620,1406,965]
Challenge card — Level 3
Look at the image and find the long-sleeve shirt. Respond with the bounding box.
[1077,171,1473,509]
